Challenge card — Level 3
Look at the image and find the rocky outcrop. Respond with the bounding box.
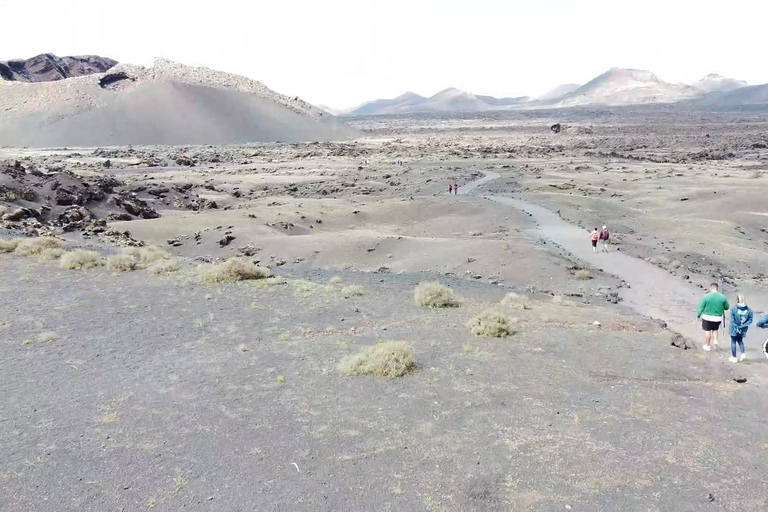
[0,53,117,82]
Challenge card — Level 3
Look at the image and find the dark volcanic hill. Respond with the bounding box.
[0,53,118,82]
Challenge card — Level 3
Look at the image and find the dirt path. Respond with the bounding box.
[459,171,768,377]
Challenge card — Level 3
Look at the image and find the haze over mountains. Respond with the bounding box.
[343,67,767,115]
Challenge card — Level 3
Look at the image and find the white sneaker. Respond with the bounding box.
[703,344,711,351]
[729,356,738,363]
[739,353,747,362]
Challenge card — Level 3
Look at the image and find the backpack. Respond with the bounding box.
[601,229,609,240]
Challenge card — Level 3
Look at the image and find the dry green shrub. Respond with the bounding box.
[574,269,592,281]
[342,285,364,297]
[15,237,66,256]
[670,260,682,269]
[148,258,181,275]
[501,292,532,310]
[414,282,459,308]
[0,238,19,253]
[60,250,105,270]
[328,276,343,285]
[466,311,514,338]
[339,341,416,378]
[552,295,575,307]
[651,255,671,266]
[37,331,58,342]
[108,246,170,272]
[199,257,271,283]
[40,248,66,260]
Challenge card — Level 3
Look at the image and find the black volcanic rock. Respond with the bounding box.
[0,53,118,82]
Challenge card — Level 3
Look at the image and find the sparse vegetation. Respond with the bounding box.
[37,331,58,342]
[0,238,19,253]
[108,246,170,272]
[39,248,66,260]
[198,257,271,283]
[342,285,364,297]
[552,295,574,306]
[14,237,66,256]
[339,341,416,378]
[651,255,672,266]
[147,258,181,275]
[574,269,592,281]
[466,311,514,338]
[414,282,459,308]
[60,250,105,270]
[328,276,343,285]
[501,292,532,310]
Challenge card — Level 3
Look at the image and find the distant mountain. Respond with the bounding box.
[345,88,531,115]
[693,74,747,93]
[693,83,768,108]
[346,92,427,116]
[0,53,117,82]
[550,68,700,107]
[537,83,581,102]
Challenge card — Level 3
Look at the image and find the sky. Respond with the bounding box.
[2,0,767,109]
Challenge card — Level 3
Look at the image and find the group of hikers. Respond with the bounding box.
[590,226,610,253]
[697,282,768,362]
[447,182,459,195]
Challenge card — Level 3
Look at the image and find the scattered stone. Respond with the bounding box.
[218,235,236,247]
[670,333,694,350]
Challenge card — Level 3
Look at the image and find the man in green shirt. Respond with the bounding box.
[697,282,730,352]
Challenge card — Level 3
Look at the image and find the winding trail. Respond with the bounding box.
[460,171,767,356]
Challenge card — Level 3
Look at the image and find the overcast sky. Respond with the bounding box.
[2,0,766,109]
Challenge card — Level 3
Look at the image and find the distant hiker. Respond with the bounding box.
[756,312,768,360]
[454,183,458,195]
[599,225,610,252]
[449,183,453,194]
[697,283,730,351]
[590,228,599,253]
[728,294,753,363]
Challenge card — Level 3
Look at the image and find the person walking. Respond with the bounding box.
[454,182,458,195]
[728,294,753,363]
[599,225,610,252]
[697,282,730,351]
[449,183,453,194]
[590,228,599,253]
[756,312,768,360]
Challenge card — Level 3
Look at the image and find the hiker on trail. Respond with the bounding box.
[590,228,599,253]
[696,282,730,352]
[756,312,768,360]
[454,182,458,195]
[728,294,753,363]
[449,183,453,194]
[599,225,610,252]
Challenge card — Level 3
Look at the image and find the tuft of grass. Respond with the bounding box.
[574,269,592,281]
[670,259,683,269]
[341,285,364,297]
[277,375,285,383]
[414,282,459,308]
[552,295,574,307]
[651,255,671,266]
[37,331,58,342]
[328,276,343,285]
[15,237,66,256]
[339,341,416,378]
[198,257,271,283]
[39,248,66,260]
[60,250,105,270]
[147,258,181,275]
[466,310,514,338]
[0,238,20,253]
[108,246,170,272]
[501,292,531,310]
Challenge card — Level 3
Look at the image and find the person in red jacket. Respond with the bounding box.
[590,228,599,253]
[599,225,610,252]
[448,183,453,194]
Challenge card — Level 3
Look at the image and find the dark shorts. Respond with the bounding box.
[702,319,721,331]
[591,240,598,247]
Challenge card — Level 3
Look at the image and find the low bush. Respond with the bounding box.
[501,292,532,310]
[339,341,416,378]
[466,311,514,338]
[199,257,272,283]
[60,250,105,270]
[414,282,459,308]
[15,237,65,256]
